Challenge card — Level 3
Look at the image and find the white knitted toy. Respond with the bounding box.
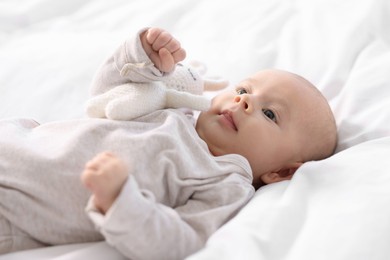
[86,62,228,121]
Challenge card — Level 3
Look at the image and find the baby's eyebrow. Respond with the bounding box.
[235,80,251,88]
[242,78,257,86]
[238,79,262,93]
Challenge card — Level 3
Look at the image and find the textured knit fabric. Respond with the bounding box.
[0,29,255,259]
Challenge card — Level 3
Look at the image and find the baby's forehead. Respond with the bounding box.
[245,70,306,87]
[244,70,315,97]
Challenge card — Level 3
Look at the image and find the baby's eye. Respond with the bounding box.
[236,88,247,95]
[262,109,276,122]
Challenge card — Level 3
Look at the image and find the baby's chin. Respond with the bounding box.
[207,146,223,157]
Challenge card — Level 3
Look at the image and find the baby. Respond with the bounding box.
[82,27,337,212]
[0,28,337,260]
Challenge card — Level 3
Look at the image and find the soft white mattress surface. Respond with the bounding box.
[1,0,390,259]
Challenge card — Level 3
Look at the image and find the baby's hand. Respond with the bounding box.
[81,152,129,214]
[141,27,186,73]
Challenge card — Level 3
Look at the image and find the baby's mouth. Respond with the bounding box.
[221,111,237,131]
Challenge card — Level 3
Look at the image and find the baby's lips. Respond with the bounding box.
[222,110,238,131]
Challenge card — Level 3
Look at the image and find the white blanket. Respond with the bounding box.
[1,0,390,259]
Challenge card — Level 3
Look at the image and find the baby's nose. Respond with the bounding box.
[234,95,250,111]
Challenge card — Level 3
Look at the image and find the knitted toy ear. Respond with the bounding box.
[204,77,229,91]
[187,60,229,92]
[186,60,207,76]
[163,60,229,95]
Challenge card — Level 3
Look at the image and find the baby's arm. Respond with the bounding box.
[83,170,254,259]
[86,28,189,119]
[90,28,185,96]
[81,152,129,214]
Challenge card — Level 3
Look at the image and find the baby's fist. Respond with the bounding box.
[141,28,186,73]
[81,152,129,214]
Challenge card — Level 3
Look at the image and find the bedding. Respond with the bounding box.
[1,0,390,259]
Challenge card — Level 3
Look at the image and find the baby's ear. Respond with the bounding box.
[260,162,303,184]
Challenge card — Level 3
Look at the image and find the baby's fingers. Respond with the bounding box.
[172,48,186,63]
[145,28,163,45]
[81,169,97,189]
[146,29,169,50]
[85,152,114,169]
[147,29,181,53]
[157,48,175,73]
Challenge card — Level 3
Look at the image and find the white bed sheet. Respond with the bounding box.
[1,0,390,259]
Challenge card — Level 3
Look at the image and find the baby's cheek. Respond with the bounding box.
[211,93,233,109]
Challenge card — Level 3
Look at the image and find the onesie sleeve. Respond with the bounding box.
[85,173,254,260]
[89,28,172,96]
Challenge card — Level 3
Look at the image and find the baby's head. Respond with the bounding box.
[196,69,337,188]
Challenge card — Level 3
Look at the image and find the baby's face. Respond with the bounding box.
[196,69,326,185]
